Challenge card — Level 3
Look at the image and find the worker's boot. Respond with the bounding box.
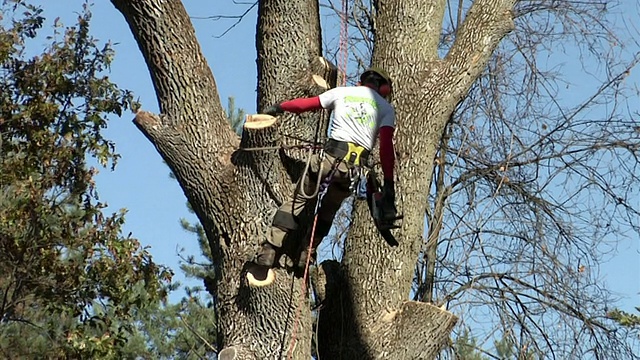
[255,243,277,267]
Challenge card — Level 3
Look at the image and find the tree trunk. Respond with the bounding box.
[111,0,515,359]
[314,0,516,358]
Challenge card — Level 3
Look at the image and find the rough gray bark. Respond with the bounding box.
[110,0,515,359]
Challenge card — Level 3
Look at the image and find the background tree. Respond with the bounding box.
[0,2,171,358]
[608,307,640,328]
[108,0,639,359]
[226,97,246,134]
[412,1,640,357]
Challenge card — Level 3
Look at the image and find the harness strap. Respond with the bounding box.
[315,155,344,209]
[324,139,370,167]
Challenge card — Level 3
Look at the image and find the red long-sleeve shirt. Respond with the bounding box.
[279,97,323,113]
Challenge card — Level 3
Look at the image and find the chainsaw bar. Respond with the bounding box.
[366,171,401,247]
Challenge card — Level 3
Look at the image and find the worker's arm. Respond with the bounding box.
[263,96,324,115]
[378,108,397,216]
[264,88,340,115]
[279,96,323,113]
[378,126,395,181]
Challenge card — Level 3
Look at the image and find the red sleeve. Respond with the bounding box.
[279,96,323,113]
[379,126,395,181]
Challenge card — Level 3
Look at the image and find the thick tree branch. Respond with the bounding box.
[111,0,237,161]
[111,0,241,265]
[239,115,283,194]
[226,267,312,360]
[218,346,258,360]
[256,0,327,151]
[320,0,516,357]
[111,3,300,356]
[309,56,339,90]
[442,0,516,102]
[383,301,458,359]
[133,111,185,155]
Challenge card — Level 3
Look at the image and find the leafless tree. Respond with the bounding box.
[415,1,639,358]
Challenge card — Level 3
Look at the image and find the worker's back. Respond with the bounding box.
[319,86,395,150]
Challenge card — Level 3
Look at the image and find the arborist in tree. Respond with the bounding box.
[255,67,399,270]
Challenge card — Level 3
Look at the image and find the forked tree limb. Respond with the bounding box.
[133,111,180,146]
[238,114,283,197]
[228,266,313,360]
[441,0,516,103]
[110,0,237,159]
[218,345,258,360]
[243,114,278,130]
[315,260,458,359]
[325,0,517,356]
[111,1,317,360]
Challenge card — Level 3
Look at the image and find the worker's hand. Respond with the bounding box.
[263,103,284,116]
[381,180,397,217]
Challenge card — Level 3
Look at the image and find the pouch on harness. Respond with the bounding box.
[324,138,369,166]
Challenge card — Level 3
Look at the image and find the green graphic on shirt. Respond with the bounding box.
[346,105,375,128]
[344,96,379,109]
[344,97,377,129]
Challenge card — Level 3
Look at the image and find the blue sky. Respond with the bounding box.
[28,1,639,310]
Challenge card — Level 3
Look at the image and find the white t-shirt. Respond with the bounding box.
[318,86,395,151]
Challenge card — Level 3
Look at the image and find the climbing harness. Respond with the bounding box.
[324,139,369,166]
[298,139,369,199]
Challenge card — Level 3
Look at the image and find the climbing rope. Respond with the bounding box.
[239,132,324,152]
[239,143,321,153]
[240,141,327,200]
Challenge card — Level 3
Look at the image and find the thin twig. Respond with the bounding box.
[178,312,218,353]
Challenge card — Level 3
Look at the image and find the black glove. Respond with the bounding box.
[380,180,397,219]
[263,103,284,116]
[382,180,395,201]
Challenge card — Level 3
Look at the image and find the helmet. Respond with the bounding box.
[360,66,392,85]
[360,66,393,98]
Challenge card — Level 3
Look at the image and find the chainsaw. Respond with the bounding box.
[366,170,403,247]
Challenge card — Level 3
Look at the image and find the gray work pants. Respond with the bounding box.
[269,153,353,250]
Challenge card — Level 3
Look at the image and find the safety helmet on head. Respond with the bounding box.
[360,66,393,98]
